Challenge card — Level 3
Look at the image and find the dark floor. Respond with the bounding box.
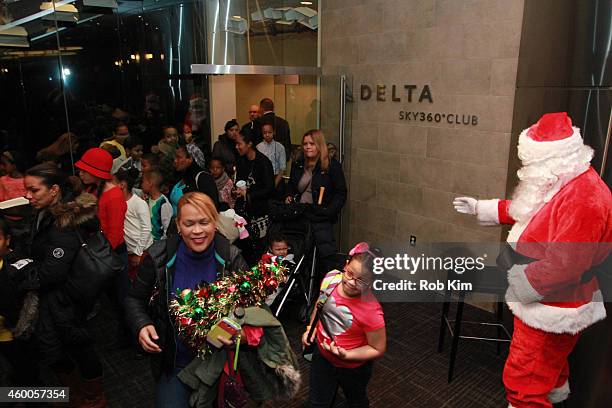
[84,299,509,408]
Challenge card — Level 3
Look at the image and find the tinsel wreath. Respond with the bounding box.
[168,253,289,356]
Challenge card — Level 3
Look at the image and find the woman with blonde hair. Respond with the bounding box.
[285,129,347,266]
[125,192,247,407]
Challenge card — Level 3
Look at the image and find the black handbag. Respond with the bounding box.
[64,230,124,308]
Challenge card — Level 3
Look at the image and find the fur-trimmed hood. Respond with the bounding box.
[51,192,98,229]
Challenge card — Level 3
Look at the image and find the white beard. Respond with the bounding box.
[508,144,594,224]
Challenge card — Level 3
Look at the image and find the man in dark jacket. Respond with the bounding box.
[259,98,292,162]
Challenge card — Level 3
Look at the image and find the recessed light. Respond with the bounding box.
[300,1,313,5]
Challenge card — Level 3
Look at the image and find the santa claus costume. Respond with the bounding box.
[454,112,612,408]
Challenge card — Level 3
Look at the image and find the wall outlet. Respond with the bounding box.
[410,235,417,246]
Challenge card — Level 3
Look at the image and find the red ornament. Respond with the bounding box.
[261,253,273,264]
[264,278,278,290]
[197,287,209,298]
[180,317,194,326]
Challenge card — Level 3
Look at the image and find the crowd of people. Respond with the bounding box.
[0,97,387,408]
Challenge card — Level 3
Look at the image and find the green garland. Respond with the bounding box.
[168,253,289,356]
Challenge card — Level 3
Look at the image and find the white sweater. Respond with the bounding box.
[124,194,153,256]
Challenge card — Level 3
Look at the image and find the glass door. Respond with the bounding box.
[197,67,353,250]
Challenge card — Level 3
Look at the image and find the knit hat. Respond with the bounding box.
[517,112,585,165]
[75,148,113,180]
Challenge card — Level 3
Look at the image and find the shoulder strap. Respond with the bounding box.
[304,271,342,342]
[317,270,342,306]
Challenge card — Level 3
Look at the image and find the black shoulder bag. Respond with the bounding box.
[64,230,124,308]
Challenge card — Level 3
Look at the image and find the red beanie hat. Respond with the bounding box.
[75,148,113,180]
[527,112,574,142]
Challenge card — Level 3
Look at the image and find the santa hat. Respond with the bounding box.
[517,112,586,165]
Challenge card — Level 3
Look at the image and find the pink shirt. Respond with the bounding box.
[316,287,385,368]
[0,176,26,202]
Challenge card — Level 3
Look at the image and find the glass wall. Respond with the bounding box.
[0,0,318,171]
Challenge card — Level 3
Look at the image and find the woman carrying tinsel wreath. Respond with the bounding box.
[126,192,247,406]
[125,192,300,407]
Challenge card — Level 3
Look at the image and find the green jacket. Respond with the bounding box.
[178,307,300,407]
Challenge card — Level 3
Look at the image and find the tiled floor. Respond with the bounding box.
[85,299,509,407]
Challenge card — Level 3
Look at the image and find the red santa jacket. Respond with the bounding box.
[478,167,611,334]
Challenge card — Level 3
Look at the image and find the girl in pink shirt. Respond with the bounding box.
[302,242,386,408]
[0,151,27,202]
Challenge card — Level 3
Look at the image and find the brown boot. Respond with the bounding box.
[54,370,84,407]
[78,377,107,408]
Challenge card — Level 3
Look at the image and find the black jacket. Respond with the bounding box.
[287,157,347,223]
[286,158,347,258]
[124,233,248,379]
[235,150,275,218]
[0,252,37,335]
[260,112,291,160]
[27,193,102,364]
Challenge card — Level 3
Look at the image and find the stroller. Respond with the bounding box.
[267,201,349,321]
[267,204,319,322]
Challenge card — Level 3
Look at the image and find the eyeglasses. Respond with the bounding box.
[343,265,370,287]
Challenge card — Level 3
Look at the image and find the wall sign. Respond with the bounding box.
[359,83,479,126]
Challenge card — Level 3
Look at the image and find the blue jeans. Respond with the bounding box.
[156,368,191,408]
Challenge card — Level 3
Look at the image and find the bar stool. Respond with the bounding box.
[437,265,511,383]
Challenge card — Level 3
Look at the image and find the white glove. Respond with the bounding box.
[452,197,478,215]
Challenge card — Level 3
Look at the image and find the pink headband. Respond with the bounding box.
[348,242,378,258]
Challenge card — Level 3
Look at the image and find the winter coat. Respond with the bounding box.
[178,307,301,407]
[287,157,347,223]
[124,233,248,379]
[27,193,102,364]
[0,253,38,340]
[287,157,347,257]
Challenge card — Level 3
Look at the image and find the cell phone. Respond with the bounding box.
[206,317,241,349]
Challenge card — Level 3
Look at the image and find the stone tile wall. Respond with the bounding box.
[321,0,525,246]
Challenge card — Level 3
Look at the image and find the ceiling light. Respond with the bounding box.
[62,68,71,76]
[300,1,313,4]
[0,26,29,48]
[130,54,136,60]
[145,53,153,60]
